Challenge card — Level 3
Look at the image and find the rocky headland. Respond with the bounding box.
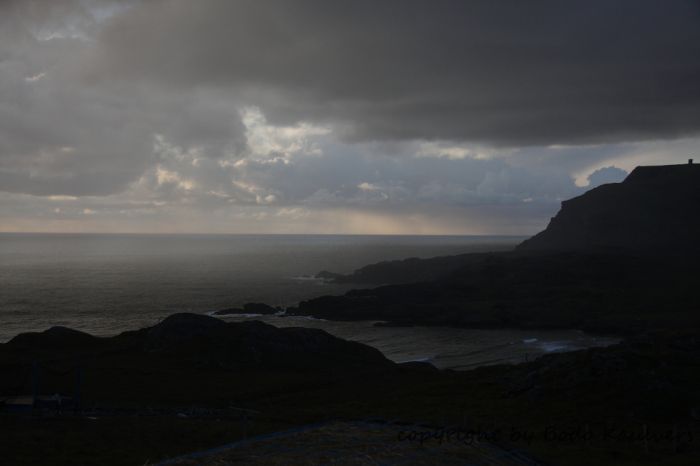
[519,163,700,252]
[289,163,700,335]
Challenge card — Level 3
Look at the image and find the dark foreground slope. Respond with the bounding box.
[1,316,699,465]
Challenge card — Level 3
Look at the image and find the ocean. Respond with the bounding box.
[0,233,617,368]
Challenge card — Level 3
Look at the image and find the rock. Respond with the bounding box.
[316,270,344,281]
[212,308,245,316]
[242,303,277,314]
[212,303,278,315]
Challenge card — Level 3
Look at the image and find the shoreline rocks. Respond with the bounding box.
[212,302,279,316]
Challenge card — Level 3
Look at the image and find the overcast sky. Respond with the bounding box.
[1,0,699,234]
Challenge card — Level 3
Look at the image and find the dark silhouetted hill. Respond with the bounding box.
[5,313,392,372]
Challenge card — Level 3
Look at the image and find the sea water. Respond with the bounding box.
[0,233,616,368]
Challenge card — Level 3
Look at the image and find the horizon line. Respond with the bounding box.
[0,231,530,238]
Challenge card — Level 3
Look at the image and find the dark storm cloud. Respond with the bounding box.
[0,0,247,197]
[93,0,700,146]
[2,1,698,233]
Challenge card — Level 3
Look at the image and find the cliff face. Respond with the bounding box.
[518,163,700,252]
